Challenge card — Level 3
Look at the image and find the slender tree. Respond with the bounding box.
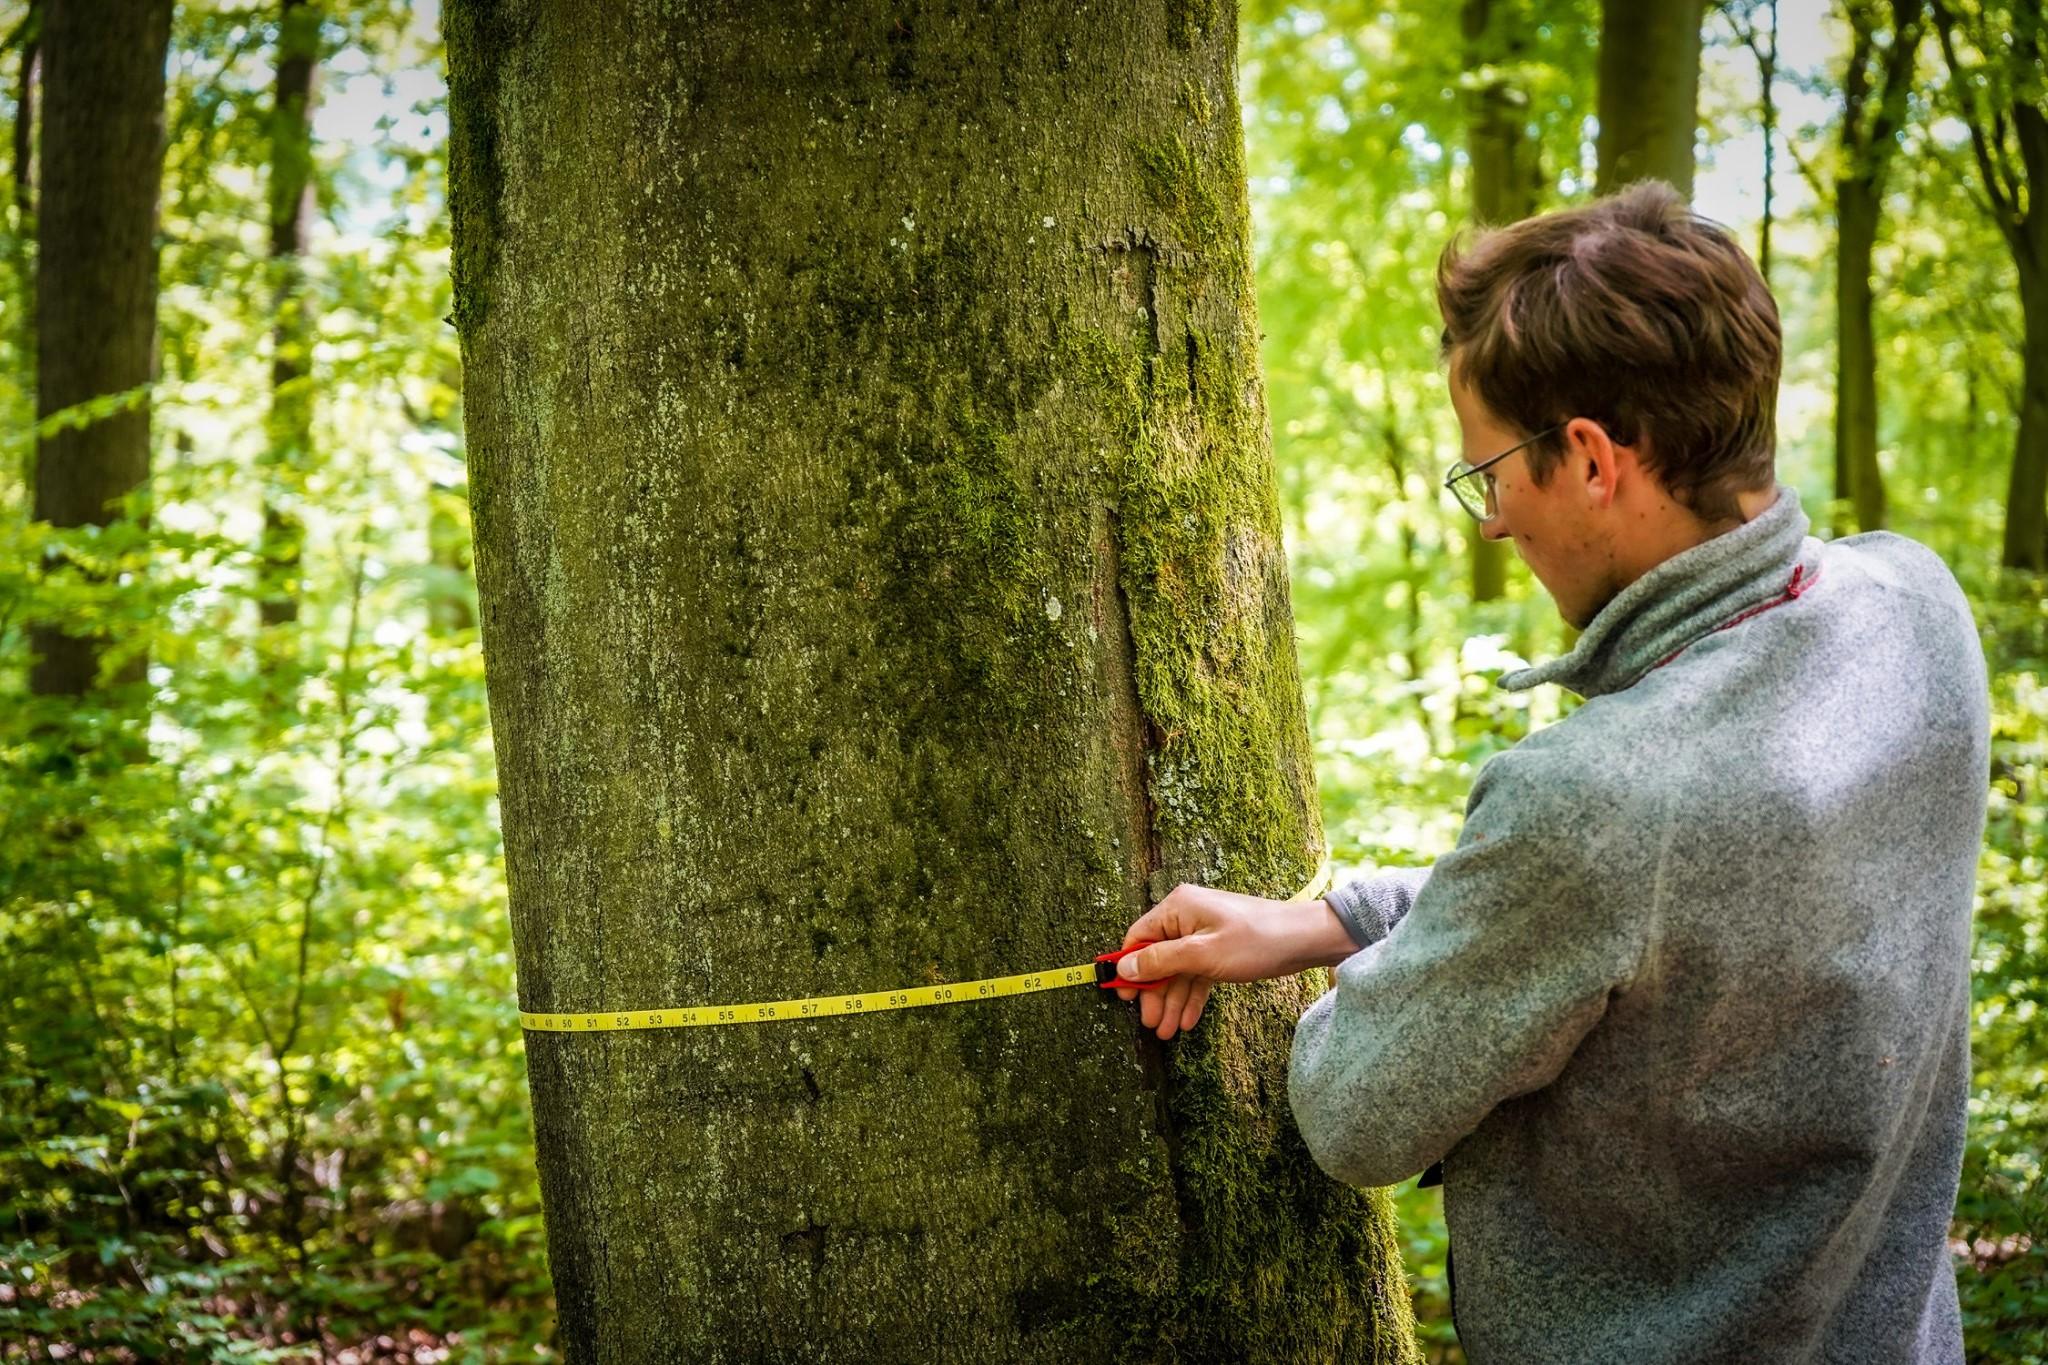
[260,0,320,644]
[28,0,172,700]
[1932,0,2047,573]
[1462,0,1542,603]
[1831,0,1924,536]
[1594,0,1706,195]
[446,1,1419,1359]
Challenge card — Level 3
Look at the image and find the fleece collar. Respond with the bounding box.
[1498,482,1823,700]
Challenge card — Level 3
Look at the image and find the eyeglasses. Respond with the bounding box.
[1442,423,1564,522]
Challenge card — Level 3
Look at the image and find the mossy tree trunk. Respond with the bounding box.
[1593,0,1704,197]
[1462,0,1541,605]
[446,2,1420,1362]
[28,0,171,700]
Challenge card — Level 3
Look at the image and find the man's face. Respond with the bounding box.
[1447,369,1620,630]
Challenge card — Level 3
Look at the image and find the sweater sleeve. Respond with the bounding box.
[1323,866,1434,949]
[1288,747,1647,1188]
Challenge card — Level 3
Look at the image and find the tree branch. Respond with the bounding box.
[1930,0,2023,248]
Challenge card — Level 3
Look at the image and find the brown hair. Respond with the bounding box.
[1436,180,1781,523]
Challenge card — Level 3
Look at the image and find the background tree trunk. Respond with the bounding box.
[446,2,1420,1361]
[259,0,320,643]
[2005,238,2048,572]
[1830,0,1922,535]
[1931,0,2047,572]
[1835,177,1889,533]
[1756,0,1779,282]
[28,0,171,700]
[1462,0,1538,605]
[1594,0,1705,196]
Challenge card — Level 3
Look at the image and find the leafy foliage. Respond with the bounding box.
[0,0,2040,1360]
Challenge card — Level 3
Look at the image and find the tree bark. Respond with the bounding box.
[1463,0,1540,604]
[28,0,171,699]
[1594,0,1705,197]
[446,2,1420,1361]
[260,0,319,641]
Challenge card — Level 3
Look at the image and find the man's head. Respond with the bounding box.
[1436,181,1783,628]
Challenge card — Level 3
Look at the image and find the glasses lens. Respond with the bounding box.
[1447,466,1487,521]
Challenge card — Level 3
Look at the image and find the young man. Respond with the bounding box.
[1112,183,1990,1363]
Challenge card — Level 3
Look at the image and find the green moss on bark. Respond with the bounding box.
[1134,134,1229,252]
[442,0,518,338]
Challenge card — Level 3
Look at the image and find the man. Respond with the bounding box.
[1111,183,1990,1362]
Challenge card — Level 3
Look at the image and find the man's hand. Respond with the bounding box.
[1113,882,1359,1040]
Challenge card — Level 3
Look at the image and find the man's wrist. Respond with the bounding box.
[1281,896,1363,973]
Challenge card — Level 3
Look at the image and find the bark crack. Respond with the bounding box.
[1091,501,1179,1178]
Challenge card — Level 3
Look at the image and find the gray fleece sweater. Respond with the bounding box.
[1293,484,1989,1364]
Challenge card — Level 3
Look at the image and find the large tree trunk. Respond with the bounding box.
[1594,0,1705,196]
[28,0,171,699]
[1463,0,1539,604]
[446,2,1420,1361]
[1834,175,1889,533]
[260,0,319,643]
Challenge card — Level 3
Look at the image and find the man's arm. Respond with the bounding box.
[1323,866,1434,948]
[1289,747,1649,1188]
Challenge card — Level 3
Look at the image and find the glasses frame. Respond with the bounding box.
[1442,422,1565,522]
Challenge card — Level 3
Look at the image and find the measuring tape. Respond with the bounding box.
[519,855,1333,1033]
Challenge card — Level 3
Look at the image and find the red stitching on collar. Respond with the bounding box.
[1650,561,1820,673]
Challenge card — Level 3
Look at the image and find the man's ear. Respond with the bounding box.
[1564,416,1620,510]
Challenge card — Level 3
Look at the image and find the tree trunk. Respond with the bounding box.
[1834,175,1889,533]
[1594,0,1705,197]
[2005,261,2048,572]
[1464,0,1539,604]
[260,0,319,642]
[28,0,171,699]
[446,3,1420,1361]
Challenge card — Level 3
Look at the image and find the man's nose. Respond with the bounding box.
[1480,513,1513,542]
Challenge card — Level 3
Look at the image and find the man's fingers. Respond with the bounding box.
[1120,900,1182,952]
[1178,981,1211,1034]
[1154,974,1195,1040]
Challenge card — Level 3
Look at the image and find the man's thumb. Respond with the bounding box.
[1119,939,1184,981]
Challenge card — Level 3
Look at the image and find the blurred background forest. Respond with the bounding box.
[0,0,2041,1361]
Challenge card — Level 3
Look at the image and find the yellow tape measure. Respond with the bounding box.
[520,856,1333,1033]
